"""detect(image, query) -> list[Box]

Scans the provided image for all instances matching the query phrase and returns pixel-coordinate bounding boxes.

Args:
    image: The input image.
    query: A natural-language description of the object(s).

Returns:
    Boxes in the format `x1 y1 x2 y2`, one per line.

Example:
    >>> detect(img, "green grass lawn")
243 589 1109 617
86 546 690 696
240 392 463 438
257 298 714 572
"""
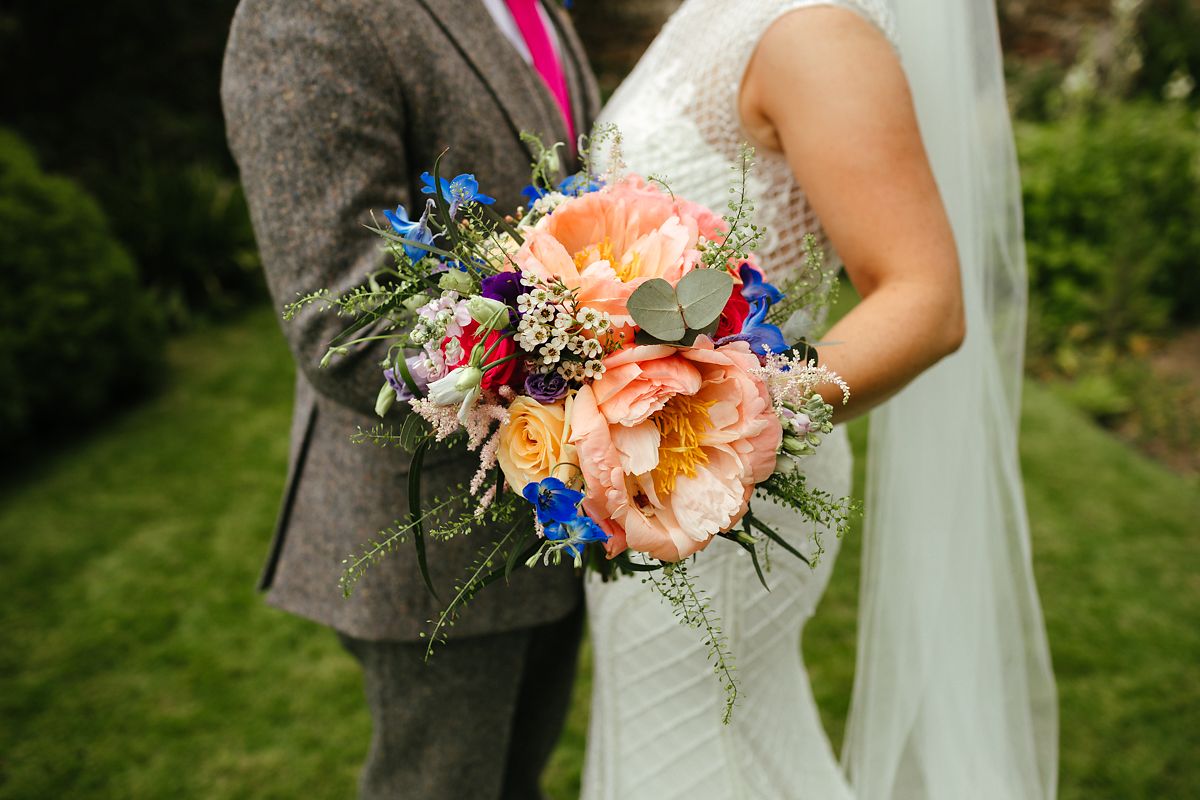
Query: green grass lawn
2 308 1197 799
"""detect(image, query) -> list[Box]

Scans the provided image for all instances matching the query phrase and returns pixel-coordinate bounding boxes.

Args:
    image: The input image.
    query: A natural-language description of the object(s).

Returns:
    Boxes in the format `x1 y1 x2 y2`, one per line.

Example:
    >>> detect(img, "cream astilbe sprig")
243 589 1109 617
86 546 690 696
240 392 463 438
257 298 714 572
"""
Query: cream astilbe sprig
750 350 850 411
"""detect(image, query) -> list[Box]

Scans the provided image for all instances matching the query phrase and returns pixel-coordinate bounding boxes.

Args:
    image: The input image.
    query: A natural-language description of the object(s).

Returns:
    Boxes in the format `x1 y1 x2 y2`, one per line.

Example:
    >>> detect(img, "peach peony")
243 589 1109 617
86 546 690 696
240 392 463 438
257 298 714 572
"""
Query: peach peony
514 177 735 329
568 338 782 562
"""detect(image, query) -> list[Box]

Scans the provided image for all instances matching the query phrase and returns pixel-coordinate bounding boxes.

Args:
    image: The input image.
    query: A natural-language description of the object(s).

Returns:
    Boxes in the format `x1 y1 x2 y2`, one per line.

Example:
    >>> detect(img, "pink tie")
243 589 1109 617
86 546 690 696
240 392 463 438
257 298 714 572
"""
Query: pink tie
505 0 576 145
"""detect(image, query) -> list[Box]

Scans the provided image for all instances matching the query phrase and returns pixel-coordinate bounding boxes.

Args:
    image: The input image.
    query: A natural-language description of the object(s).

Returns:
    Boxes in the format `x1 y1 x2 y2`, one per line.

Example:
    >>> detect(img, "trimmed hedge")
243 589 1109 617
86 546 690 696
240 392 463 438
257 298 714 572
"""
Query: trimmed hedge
1018 102 1200 358
0 129 163 445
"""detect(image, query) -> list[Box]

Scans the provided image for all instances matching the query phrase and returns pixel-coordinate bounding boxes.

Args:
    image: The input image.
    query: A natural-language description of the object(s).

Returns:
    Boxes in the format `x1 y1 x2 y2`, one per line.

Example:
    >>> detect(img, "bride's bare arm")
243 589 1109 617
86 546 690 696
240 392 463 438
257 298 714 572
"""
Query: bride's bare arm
739 6 965 420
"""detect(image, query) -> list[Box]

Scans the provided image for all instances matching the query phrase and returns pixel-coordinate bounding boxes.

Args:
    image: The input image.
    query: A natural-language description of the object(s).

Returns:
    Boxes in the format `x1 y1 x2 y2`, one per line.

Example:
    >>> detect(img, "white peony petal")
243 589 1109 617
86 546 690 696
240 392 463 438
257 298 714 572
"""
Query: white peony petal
611 421 661 475
669 465 744 540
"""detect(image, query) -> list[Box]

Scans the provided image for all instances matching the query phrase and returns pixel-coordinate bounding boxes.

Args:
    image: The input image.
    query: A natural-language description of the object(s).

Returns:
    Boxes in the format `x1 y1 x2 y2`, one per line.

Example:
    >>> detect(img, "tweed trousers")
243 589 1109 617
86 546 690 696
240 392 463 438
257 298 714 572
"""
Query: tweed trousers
339 604 585 800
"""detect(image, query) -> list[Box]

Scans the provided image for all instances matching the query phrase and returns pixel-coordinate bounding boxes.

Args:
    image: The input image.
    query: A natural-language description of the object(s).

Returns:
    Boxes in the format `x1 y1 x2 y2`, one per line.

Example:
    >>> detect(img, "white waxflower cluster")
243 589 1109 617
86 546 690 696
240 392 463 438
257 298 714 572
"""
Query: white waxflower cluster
530 191 569 219
514 274 612 381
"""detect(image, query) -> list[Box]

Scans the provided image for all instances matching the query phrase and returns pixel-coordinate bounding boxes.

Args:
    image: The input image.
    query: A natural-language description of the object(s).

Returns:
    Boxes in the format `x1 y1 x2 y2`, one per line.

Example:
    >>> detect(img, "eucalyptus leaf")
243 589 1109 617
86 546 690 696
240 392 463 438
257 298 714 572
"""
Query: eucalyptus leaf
677 268 733 329
634 329 673 347
685 317 721 340
628 278 686 341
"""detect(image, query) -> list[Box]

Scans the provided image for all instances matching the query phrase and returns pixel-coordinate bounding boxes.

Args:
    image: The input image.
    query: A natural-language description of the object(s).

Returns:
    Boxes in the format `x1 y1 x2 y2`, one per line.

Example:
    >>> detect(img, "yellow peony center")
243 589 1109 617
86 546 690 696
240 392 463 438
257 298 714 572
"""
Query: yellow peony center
573 238 641 283
651 393 715 495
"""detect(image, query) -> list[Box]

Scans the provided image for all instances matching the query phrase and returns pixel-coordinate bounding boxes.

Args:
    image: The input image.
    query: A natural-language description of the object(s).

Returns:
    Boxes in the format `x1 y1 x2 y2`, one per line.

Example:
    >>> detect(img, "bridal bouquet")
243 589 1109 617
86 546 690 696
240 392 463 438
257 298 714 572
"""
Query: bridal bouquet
288 131 854 719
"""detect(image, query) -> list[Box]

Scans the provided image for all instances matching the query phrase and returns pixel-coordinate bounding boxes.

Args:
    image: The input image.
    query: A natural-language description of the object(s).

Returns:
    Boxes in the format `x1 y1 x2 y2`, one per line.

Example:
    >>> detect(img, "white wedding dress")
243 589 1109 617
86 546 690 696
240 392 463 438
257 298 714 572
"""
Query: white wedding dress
581 2 896 799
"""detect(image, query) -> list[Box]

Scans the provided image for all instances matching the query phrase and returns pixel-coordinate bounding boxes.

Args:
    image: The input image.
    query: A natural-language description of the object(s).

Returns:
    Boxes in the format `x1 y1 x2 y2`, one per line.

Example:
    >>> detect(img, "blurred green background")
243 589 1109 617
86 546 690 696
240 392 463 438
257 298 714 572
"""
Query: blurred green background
1 1 1197 797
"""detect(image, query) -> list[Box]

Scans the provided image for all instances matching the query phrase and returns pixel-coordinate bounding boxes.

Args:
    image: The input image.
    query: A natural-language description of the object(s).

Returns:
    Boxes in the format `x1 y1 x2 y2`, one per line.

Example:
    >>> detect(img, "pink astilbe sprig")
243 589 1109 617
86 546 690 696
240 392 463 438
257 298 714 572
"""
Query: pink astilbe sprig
464 400 509 450
410 398 462 440
750 351 850 411
470 430 503 497
473 484 498 519
411 394 509 448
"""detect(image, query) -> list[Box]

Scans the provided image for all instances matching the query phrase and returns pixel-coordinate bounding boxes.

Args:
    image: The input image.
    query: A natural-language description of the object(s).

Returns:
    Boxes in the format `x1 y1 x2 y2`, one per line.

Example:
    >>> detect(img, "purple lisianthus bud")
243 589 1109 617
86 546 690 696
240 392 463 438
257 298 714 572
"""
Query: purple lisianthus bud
481 271 528 322
524 371 569 404
384 368 406 397
385 355 433 401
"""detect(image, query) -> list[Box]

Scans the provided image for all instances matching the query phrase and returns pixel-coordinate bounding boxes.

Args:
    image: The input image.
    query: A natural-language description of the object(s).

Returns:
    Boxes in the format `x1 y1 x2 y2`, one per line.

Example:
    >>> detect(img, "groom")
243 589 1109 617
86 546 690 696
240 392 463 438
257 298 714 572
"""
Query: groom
221 1 599 797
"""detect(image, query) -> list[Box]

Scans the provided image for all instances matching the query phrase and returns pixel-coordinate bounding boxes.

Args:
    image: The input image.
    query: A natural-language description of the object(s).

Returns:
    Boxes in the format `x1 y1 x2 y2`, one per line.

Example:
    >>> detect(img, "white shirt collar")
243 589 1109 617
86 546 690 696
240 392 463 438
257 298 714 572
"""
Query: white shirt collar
478 0 562 65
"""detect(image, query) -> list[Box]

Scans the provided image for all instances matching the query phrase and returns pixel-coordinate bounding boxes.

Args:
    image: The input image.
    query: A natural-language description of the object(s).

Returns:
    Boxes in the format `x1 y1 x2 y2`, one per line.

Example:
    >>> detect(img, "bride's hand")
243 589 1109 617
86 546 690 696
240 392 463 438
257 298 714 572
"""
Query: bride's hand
739 6 966 420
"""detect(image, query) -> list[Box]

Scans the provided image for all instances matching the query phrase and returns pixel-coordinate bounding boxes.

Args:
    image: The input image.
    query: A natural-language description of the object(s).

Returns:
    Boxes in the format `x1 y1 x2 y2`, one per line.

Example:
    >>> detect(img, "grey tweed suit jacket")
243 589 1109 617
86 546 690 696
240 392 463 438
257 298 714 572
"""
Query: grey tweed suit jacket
222 0 600 641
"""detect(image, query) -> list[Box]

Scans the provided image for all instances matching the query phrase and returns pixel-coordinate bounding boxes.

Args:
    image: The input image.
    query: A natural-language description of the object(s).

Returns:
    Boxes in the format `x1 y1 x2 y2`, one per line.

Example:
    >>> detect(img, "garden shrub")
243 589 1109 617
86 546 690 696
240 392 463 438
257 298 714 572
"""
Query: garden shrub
1 0 263 327
1134 0 1200 105
103 160 263 327
1017 101 1200 360
0 129 163 445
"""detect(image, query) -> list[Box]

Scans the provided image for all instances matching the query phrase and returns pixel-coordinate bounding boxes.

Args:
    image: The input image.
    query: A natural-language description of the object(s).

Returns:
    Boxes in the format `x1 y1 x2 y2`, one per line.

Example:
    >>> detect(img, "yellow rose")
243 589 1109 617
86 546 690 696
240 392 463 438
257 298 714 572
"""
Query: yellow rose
498 396 579 493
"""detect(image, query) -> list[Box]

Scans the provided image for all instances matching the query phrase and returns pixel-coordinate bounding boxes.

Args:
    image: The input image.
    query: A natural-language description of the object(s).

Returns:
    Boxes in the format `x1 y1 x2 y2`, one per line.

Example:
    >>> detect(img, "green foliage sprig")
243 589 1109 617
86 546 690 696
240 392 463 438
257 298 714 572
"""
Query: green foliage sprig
646 561 740 724
757 474 858 566
768 233 839 331
701 144 764 271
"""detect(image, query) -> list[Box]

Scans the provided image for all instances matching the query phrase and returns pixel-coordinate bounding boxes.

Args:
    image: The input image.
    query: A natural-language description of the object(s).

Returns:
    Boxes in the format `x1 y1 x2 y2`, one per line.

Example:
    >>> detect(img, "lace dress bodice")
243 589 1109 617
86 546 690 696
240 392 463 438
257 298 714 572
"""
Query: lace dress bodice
600 0 895 313
582 3 895 799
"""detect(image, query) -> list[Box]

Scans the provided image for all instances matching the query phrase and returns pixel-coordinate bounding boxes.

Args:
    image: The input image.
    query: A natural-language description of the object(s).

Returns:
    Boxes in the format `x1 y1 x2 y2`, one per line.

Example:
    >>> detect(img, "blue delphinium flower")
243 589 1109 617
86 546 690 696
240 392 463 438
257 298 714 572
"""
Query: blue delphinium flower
716 263 789 355
522 476 585 526
558 173 603 196
383 202 436 264
720 298 789 355
738 262 784 306
521 476 611 558
544 515 609 558
522 183 549 204
421 172 496 218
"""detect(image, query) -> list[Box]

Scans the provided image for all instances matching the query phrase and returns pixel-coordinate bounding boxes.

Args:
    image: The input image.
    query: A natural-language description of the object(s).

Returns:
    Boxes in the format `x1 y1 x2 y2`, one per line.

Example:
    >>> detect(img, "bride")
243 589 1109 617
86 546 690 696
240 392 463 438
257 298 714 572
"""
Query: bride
581 1 1058 798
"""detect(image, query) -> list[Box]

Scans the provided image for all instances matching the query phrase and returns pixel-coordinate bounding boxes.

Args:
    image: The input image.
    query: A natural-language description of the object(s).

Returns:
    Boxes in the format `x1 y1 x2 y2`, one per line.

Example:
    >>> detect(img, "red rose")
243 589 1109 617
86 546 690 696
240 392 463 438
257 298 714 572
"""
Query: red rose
446 321 522 390
714 287 750 339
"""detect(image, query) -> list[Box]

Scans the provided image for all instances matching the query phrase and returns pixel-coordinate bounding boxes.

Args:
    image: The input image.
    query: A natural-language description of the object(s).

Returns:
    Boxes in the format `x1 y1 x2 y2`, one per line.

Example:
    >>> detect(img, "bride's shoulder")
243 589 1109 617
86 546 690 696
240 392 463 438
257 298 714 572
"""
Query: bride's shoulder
696 0 896 49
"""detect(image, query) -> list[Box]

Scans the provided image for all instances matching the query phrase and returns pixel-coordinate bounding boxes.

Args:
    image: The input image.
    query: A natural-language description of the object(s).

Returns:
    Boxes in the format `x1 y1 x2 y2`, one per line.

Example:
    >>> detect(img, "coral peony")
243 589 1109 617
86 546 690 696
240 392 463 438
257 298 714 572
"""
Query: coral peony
568 338 782 561
514 176 734 329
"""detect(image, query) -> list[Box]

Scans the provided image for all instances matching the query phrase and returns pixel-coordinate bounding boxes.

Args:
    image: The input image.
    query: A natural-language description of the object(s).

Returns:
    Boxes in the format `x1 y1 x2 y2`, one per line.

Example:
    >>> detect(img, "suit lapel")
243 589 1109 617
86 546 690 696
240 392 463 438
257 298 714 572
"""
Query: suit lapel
416 0 567 159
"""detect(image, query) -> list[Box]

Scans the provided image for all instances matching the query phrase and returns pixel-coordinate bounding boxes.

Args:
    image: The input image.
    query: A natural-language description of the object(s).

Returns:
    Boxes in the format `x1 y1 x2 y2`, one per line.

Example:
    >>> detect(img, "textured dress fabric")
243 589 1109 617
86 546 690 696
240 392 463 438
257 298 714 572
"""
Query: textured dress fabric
581 2 894 798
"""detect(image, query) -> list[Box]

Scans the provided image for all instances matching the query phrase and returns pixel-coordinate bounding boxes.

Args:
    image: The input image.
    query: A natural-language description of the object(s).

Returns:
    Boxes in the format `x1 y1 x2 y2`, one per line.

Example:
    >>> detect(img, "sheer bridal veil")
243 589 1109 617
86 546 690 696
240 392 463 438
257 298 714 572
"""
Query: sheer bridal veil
840 1 1059 798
